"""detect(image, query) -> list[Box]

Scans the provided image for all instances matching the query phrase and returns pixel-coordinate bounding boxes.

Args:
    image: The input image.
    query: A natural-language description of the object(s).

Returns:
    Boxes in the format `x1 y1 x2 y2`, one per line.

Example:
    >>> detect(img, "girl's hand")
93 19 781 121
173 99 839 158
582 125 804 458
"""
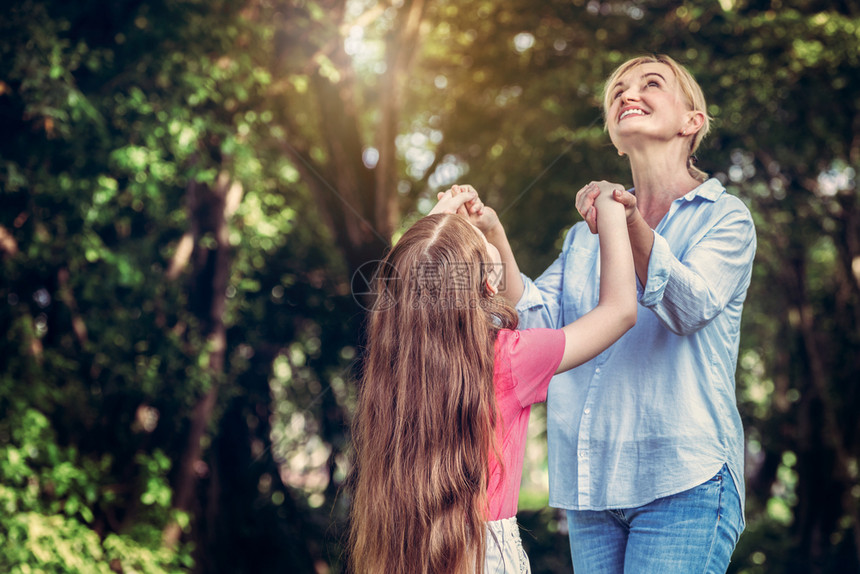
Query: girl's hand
429 187 478 216
436 185 501 236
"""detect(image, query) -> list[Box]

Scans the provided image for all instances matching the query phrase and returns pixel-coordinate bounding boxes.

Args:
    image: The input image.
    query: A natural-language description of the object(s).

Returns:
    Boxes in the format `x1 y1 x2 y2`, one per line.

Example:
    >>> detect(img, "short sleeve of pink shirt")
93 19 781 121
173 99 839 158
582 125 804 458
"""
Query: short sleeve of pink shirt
487 328 565 521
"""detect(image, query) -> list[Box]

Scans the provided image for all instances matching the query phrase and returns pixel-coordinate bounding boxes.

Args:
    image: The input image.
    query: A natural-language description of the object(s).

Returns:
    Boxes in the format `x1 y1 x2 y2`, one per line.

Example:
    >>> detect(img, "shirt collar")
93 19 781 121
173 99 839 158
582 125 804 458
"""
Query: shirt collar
681 178 724 203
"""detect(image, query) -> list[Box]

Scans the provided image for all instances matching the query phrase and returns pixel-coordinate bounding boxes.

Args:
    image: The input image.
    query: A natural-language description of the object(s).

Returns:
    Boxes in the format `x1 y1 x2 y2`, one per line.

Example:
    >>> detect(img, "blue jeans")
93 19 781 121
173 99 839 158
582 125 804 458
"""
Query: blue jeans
566 464 743 574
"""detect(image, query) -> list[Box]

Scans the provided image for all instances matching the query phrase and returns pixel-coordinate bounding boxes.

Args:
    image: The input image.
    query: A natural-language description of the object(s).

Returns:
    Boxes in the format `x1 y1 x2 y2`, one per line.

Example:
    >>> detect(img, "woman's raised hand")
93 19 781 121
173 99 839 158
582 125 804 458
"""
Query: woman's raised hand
575 180 637 234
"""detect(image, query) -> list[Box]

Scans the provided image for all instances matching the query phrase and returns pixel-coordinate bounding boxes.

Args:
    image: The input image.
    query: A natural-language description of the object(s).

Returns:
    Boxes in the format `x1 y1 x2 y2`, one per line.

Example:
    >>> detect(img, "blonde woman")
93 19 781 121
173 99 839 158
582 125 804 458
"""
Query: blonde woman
468 55 757 573
347 186 635 573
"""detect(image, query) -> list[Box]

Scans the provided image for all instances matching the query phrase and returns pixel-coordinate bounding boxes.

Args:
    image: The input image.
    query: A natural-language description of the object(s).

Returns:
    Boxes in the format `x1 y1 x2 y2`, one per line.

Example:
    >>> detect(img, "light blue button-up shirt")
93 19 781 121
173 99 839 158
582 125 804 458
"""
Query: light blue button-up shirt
516 178 756 517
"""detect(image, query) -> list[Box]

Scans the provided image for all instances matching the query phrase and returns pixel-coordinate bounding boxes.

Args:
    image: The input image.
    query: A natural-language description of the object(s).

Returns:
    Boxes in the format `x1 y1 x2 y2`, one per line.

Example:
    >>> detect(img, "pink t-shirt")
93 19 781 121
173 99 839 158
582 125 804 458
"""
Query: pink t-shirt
487 328 565 520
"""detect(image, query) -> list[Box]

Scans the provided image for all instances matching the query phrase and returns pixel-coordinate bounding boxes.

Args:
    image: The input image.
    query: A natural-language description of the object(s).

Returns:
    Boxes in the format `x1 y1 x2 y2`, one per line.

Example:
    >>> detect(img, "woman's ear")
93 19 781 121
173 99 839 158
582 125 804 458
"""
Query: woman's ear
485 278 498 296
682 110 706 135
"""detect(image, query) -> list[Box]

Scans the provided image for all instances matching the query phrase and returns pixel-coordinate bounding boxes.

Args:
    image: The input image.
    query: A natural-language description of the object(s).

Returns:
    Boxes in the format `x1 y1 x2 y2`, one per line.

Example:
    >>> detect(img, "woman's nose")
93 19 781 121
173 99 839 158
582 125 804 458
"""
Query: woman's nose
620 88 639 103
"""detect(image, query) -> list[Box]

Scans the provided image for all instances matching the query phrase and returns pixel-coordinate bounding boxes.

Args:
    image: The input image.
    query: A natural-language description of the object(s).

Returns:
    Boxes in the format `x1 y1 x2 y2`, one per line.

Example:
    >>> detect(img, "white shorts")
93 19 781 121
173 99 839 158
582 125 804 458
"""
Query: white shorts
484 516 531 574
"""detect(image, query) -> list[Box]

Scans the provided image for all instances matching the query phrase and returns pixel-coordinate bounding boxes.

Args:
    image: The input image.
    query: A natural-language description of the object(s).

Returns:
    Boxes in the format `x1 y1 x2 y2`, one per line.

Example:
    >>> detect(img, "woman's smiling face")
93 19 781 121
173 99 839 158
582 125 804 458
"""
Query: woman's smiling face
606 62 690 152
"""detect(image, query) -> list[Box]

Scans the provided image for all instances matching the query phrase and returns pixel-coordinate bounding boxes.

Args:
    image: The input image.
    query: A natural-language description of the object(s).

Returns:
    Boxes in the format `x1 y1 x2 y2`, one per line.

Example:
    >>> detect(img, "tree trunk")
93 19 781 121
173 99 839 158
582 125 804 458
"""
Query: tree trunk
164 173 240 549
375 0 428 239
786 237 860 570
278 0 430 277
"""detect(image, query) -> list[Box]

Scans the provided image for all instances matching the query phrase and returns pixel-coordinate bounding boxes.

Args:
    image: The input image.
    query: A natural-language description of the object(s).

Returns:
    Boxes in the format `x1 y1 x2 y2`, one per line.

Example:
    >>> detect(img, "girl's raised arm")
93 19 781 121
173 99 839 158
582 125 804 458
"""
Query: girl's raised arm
555 183 637 373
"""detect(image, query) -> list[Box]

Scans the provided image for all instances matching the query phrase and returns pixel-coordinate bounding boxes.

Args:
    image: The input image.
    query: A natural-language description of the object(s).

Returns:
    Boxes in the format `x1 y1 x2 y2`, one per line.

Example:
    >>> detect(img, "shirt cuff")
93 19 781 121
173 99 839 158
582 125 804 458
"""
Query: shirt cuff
639 230 671 308
515 273 545 313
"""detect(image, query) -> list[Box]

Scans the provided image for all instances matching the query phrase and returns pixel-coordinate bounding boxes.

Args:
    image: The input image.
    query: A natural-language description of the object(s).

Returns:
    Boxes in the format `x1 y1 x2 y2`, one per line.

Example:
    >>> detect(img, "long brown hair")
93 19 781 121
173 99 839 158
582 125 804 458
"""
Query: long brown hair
348 214 518 574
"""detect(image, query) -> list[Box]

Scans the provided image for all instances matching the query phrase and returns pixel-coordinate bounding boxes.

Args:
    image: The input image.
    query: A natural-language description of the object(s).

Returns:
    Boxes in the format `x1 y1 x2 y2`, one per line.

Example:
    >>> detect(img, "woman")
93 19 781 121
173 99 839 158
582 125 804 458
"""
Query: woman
466 55 757 573
347 187 635 573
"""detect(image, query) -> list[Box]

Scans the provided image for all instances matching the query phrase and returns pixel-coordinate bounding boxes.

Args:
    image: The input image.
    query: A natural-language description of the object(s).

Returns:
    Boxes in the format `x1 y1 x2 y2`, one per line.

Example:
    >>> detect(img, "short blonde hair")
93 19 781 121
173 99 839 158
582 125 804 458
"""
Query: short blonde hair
602 54 712 182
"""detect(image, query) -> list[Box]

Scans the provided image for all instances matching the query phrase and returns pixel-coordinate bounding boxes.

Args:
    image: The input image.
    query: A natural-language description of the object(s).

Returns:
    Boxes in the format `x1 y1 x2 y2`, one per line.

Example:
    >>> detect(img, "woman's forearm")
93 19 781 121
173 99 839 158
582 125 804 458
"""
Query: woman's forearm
627 211 655 287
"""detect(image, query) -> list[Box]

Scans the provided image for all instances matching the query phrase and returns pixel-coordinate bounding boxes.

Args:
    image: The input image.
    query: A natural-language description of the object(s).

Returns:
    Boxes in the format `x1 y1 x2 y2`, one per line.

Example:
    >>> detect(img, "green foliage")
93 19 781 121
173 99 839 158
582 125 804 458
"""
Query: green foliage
2 0 860 572
0 400 190 572
2 0 354 571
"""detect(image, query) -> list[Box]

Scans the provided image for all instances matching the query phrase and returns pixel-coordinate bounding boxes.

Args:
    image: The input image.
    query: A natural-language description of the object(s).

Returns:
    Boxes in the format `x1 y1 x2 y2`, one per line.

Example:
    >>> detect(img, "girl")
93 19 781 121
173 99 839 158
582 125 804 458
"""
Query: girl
347 186 635 574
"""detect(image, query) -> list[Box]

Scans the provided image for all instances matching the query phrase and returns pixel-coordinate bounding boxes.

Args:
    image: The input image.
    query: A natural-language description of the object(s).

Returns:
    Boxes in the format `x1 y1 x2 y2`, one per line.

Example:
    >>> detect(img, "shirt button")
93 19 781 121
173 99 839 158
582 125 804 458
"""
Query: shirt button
578 451 587 458
584 408 591 415
595 367 601 374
